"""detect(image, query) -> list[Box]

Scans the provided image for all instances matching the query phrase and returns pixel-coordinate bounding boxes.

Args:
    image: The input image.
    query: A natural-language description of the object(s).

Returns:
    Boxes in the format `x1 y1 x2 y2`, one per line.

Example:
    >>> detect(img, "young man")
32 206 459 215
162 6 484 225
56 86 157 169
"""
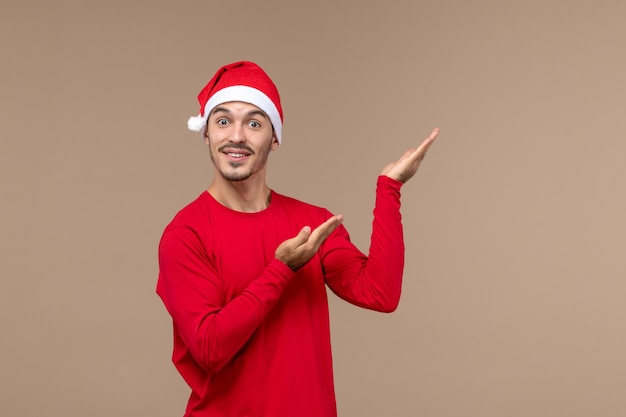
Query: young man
157 61 438 417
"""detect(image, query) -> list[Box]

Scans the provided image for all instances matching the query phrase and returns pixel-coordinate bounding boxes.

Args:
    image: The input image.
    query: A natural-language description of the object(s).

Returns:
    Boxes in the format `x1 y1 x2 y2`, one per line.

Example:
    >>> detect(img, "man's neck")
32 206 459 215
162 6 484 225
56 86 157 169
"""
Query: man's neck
208 177 271 213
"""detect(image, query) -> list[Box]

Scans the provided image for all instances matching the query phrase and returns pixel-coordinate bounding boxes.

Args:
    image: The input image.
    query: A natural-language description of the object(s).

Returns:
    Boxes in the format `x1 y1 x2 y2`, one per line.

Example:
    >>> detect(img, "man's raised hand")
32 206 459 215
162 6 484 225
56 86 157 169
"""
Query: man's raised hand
381 128 439 183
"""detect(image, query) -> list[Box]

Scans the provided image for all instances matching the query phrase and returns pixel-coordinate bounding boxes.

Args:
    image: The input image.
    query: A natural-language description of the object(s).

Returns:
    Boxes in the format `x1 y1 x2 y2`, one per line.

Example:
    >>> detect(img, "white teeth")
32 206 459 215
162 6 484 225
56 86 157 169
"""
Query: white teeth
228 153 246 158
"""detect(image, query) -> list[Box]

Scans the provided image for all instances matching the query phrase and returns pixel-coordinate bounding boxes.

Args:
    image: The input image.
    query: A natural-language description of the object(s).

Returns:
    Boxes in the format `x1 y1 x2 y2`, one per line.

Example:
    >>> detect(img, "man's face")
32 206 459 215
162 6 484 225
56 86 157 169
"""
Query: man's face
204 101 279 182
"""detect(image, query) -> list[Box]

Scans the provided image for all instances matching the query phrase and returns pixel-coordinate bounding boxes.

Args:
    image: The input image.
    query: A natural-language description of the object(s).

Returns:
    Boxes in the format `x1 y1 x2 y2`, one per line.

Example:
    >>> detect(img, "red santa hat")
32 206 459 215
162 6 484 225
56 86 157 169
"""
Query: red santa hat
187 61 284 144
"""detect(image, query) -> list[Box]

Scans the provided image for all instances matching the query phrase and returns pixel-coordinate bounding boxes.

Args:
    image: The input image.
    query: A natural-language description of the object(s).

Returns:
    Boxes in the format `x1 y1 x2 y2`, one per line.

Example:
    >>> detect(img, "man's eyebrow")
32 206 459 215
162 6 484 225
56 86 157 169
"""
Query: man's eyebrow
210 106 269 119
245 109 269 119
210 106 231 115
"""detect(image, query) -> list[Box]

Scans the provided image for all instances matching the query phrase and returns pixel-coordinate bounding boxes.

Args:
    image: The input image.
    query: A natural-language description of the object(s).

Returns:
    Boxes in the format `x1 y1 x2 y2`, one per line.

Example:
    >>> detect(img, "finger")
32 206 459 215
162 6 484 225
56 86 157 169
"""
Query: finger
309 215 343 244
402 128 440 159
317 215 343 235
419 128 439 148
410 128 440 160
289 225 312 247
414 128 439 151
399 148 417 160
428 127 440 141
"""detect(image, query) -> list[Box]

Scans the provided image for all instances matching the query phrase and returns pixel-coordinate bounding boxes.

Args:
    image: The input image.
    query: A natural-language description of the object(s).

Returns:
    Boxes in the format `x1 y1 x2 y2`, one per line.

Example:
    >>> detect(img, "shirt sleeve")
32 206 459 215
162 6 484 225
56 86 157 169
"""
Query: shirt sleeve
320 175 404 312
157 225 296 374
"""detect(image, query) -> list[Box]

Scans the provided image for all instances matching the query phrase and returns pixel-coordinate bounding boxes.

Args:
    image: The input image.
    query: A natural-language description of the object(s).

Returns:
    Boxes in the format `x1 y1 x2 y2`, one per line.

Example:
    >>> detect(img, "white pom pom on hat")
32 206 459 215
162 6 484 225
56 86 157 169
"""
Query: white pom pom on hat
187 61 284 144
187 115 206 132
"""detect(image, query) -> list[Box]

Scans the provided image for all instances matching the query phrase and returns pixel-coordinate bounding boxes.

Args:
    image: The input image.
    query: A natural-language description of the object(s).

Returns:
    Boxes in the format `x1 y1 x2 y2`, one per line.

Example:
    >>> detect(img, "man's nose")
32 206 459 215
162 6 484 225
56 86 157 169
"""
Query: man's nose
231 123 245 142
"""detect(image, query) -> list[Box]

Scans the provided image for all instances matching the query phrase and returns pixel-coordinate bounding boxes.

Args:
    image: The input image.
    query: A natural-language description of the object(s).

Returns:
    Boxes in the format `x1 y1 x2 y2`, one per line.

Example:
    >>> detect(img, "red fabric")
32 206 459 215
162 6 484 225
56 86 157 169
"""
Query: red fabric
156 176 405 417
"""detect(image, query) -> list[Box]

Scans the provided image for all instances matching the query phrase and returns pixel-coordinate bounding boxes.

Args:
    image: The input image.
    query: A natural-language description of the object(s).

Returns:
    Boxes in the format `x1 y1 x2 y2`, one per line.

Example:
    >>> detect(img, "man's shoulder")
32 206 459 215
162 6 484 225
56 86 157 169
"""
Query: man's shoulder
162 192 210 232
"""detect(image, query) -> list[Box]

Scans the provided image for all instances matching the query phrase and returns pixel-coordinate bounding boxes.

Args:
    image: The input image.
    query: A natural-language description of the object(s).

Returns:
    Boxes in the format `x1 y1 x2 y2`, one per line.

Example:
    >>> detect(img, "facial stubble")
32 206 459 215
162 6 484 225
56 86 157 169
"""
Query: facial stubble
208 139 274 182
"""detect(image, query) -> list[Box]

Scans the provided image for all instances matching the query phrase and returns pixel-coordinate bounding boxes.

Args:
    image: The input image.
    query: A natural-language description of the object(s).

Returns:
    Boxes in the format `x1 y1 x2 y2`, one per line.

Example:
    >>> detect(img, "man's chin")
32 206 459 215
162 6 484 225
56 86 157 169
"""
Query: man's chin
219 170 251 182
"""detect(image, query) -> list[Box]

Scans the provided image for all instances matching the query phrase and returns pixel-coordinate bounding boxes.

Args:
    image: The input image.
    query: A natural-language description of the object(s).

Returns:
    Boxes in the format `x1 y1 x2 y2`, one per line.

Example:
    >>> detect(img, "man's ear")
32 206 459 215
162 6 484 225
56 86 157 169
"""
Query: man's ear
271 134 280 151
203 130 210 145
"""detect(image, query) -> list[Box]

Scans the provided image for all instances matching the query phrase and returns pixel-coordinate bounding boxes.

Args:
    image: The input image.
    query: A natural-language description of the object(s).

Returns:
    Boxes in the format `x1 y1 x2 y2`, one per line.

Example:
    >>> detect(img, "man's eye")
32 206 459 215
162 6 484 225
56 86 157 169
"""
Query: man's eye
249 121 260 128
217 119 229 126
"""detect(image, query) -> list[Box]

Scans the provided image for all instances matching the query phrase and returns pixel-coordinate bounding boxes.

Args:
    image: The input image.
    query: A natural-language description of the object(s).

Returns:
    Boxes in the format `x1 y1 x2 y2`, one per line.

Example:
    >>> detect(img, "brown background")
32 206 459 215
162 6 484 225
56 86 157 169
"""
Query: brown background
2 1 625 416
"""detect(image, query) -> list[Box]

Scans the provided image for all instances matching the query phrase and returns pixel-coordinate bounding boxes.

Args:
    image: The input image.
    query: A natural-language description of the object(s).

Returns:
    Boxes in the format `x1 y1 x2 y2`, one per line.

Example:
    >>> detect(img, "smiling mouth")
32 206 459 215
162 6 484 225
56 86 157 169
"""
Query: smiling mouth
223 151 252 163
219 144 254 160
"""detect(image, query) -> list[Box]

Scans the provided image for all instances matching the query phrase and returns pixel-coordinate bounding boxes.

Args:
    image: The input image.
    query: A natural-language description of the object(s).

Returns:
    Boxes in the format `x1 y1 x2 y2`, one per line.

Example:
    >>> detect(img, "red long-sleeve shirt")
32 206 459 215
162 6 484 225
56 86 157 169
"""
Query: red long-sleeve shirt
156 176 405 416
